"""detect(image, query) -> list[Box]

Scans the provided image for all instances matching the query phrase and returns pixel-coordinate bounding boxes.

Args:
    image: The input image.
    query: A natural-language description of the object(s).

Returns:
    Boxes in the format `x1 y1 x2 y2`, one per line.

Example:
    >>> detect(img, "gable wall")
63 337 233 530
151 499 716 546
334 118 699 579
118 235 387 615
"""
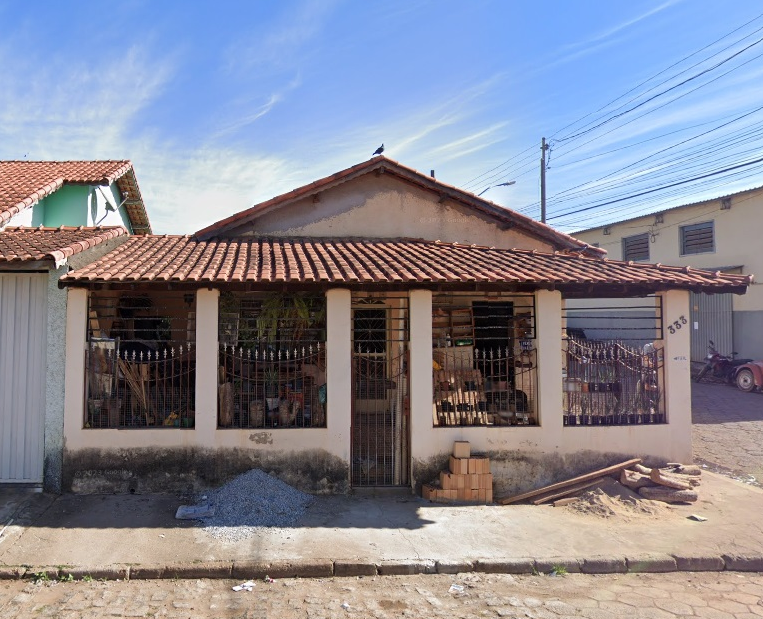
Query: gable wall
4 183 132 231
229 175 553 251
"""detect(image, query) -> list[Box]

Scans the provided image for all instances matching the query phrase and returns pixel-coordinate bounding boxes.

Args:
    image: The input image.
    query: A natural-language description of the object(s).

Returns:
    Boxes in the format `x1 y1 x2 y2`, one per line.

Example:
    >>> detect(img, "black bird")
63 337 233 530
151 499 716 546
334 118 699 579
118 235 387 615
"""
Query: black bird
372 144 384 156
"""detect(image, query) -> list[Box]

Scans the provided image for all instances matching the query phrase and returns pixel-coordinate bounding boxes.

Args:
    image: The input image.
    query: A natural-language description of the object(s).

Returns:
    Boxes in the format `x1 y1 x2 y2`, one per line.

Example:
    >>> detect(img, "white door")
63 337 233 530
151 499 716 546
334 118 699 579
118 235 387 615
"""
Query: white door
0 273 47 484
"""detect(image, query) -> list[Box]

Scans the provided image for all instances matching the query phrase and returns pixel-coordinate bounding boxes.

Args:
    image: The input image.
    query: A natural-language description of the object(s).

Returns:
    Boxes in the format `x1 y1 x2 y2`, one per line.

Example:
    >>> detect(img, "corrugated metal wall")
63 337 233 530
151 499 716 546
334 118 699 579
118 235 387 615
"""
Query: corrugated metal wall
690 292 733 363
0 273 47 483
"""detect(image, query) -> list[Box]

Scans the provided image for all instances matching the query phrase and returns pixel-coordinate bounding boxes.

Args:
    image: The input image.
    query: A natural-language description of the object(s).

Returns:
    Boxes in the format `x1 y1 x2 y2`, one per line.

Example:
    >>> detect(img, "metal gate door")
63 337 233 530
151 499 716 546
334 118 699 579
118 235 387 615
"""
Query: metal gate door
351 294 409 487
690 292 732 362
0 273 47 484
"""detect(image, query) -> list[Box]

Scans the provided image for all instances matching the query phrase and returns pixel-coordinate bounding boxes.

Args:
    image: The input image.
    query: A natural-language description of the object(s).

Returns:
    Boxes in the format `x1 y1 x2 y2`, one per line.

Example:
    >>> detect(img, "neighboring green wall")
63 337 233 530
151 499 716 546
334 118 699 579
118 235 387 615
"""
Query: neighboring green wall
42 185 89 227
37 183 133 231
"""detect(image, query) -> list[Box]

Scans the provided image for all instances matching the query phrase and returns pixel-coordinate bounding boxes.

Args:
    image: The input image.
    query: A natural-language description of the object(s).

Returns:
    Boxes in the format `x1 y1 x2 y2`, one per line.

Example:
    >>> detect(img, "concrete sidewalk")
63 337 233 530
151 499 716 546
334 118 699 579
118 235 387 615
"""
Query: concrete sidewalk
0 471 762 580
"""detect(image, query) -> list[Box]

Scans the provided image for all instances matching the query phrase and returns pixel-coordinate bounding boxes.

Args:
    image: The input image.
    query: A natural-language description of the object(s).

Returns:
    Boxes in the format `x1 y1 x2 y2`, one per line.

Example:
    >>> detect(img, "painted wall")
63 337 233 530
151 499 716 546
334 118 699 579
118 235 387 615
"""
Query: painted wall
229 175 554 251
43 235 130 492
574 192 760 357
3 183 132 232
63 286 692 498
411 290 692 497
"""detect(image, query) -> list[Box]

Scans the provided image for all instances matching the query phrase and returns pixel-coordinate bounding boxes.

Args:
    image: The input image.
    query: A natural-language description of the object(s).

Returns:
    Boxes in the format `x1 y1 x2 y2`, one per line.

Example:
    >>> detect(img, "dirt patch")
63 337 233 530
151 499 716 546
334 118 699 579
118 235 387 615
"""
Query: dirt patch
563 477 675 521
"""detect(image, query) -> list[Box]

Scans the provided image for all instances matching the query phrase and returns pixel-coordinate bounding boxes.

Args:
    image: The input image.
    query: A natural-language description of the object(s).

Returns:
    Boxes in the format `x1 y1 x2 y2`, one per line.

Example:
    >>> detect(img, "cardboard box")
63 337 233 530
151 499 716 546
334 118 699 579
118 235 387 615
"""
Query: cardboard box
449 455 469 475
479 473 493 489
453 441 471 459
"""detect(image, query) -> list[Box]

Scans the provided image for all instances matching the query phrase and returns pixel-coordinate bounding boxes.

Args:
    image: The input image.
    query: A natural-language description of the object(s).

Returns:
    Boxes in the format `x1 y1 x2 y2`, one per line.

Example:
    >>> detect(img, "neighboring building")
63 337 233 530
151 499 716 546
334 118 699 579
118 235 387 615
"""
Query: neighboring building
0 161 151 490
572 186 762 361
58 157 749 498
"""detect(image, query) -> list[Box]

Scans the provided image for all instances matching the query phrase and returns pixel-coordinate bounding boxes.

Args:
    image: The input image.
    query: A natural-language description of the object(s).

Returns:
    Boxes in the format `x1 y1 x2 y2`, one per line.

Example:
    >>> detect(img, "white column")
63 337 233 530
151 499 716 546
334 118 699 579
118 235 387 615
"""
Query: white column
660 289 692 462
63 288 88 440
535 289 563 439
326 288 352 468
409 289 433 490
195 288 219 446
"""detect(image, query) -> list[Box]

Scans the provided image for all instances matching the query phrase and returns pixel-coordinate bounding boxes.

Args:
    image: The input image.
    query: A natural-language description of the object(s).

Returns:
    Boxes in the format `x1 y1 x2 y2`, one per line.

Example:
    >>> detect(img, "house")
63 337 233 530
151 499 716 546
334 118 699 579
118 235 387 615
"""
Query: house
58 157 749 498
0 161 151 490
571 185 762 362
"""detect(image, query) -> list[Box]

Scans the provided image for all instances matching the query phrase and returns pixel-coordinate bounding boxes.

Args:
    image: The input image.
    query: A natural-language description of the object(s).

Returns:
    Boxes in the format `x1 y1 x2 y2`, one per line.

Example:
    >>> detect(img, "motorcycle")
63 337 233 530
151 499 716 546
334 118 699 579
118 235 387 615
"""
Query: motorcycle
695 340 752 384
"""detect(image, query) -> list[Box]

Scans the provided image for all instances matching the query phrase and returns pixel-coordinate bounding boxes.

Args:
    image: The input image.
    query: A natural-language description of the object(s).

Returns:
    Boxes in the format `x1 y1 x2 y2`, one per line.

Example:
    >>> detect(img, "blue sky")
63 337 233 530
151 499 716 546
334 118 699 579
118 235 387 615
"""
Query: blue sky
1 1 761 235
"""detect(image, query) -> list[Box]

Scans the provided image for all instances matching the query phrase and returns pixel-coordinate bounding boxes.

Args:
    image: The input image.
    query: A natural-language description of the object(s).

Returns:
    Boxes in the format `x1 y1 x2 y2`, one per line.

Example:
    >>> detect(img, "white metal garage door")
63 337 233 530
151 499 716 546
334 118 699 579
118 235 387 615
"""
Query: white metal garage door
0 273 47 484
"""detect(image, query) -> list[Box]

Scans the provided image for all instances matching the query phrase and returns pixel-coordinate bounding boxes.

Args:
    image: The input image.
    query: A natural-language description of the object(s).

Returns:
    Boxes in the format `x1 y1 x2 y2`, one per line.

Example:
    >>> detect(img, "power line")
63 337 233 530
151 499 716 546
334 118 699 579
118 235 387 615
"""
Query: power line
556 35 763 143
546 155 763 222
547 10 763 140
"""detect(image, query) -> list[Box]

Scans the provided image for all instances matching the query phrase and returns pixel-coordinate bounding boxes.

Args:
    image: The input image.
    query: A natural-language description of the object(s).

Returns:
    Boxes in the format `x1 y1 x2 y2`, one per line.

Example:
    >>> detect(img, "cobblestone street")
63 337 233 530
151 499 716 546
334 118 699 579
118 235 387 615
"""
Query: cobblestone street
691 381 763 485
1 572 762 618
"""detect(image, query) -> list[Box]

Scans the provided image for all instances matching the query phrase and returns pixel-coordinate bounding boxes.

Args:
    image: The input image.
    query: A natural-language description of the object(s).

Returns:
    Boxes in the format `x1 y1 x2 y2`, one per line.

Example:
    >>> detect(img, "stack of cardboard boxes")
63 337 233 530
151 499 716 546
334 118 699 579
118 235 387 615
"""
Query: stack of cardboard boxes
421 441 493 503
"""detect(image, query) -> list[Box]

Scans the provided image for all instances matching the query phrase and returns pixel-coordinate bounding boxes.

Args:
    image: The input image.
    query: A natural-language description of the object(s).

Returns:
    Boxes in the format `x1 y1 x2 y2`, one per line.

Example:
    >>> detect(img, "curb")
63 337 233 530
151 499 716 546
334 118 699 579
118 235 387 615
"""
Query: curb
3 553 762 581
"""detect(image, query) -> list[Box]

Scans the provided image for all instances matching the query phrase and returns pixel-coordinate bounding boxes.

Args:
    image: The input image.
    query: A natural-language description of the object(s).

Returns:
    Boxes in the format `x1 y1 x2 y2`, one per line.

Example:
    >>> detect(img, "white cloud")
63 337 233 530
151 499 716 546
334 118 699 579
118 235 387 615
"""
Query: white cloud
224 0 341 75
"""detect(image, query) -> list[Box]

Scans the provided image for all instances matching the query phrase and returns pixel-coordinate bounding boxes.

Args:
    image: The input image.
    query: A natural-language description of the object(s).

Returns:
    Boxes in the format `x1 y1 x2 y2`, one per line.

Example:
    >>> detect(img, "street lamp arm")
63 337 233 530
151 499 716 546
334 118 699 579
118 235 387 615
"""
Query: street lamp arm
477 180 516 197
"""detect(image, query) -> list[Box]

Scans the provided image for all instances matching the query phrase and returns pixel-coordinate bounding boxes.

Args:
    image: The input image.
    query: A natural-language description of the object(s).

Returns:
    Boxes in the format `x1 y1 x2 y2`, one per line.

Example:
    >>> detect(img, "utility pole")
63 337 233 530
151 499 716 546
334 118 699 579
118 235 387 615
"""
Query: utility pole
540 137 548 224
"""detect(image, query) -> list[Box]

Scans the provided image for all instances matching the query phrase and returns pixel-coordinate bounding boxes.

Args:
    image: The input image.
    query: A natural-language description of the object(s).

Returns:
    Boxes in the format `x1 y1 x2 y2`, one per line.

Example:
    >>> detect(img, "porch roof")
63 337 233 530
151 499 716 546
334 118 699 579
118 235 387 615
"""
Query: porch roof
0 226 128 266
0 160 152 234
59 235 752 295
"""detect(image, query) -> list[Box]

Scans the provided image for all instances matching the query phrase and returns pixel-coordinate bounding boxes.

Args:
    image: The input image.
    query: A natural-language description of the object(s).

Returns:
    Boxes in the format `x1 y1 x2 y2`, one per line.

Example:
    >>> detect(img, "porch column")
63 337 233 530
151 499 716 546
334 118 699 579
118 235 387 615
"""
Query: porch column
535 289 563 437
326 288 352 467
63 288 88 441
195 288 219 446
409 289 433 490
659 289 692 462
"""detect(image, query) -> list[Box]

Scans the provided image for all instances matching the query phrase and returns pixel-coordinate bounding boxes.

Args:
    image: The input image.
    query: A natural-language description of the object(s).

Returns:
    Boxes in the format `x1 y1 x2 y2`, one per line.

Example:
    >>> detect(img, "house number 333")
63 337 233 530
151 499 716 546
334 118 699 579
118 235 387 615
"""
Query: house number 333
667 315 687 335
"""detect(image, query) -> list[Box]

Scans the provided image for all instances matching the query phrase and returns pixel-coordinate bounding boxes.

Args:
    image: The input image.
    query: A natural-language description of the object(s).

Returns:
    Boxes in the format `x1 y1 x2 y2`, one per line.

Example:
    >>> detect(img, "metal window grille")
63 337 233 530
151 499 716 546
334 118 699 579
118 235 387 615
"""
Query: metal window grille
622 233 650 262
217 292 326 429
681 221 714 255
563 296 663 344
351 294 409 486
85 291 196 428
432 293 537 427
563 338 665 426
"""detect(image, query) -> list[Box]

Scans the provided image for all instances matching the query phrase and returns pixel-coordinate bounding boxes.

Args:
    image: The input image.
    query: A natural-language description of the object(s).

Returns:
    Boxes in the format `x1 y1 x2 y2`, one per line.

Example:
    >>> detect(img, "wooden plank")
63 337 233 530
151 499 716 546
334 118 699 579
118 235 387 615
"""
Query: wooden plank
553 497 580 507
498 458 642 505
531 477 605 505
639 486 698 503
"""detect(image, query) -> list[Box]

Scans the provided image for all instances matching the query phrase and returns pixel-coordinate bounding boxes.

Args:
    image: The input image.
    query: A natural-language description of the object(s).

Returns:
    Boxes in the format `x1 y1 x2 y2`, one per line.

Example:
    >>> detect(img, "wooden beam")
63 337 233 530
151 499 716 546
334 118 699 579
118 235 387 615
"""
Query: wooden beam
531 477 605 505
498 458 642 505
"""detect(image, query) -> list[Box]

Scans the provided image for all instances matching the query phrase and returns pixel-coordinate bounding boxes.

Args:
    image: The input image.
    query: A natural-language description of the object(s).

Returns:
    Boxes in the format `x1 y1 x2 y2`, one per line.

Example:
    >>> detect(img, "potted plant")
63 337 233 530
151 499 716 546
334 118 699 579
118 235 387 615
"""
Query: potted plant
264 367 280 412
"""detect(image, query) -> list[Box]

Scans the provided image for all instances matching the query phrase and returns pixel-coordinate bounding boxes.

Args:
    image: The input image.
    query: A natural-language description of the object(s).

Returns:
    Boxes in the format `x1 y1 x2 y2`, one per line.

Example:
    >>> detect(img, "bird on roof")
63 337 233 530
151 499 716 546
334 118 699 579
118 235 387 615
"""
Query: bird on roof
372 144 384 156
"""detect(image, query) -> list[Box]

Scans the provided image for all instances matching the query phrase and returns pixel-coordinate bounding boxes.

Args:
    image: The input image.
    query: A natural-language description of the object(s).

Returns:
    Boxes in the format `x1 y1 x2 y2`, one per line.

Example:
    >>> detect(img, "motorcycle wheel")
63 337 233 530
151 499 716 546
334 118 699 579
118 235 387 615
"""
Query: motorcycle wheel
736 368 756 392
695 366 709 383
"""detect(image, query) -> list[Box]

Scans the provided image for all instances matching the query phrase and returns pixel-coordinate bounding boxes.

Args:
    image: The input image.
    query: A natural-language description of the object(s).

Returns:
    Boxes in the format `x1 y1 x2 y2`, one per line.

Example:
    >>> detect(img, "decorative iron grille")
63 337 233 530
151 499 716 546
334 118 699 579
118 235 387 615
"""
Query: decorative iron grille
432 293 537 427
563 338 665 426
217 292 326 429
85 291 196 428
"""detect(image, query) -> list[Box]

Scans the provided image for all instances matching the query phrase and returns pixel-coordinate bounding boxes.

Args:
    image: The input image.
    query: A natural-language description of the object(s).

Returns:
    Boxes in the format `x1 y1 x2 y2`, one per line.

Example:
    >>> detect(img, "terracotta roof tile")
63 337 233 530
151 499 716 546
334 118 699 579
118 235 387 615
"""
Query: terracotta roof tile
0 160 152 233
60 236 752 295
0 226 128 265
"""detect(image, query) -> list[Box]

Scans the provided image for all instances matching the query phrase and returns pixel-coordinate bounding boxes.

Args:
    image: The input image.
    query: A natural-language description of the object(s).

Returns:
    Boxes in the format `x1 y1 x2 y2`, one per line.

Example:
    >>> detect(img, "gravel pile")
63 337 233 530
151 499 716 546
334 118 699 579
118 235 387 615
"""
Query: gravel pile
198 469 314 542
